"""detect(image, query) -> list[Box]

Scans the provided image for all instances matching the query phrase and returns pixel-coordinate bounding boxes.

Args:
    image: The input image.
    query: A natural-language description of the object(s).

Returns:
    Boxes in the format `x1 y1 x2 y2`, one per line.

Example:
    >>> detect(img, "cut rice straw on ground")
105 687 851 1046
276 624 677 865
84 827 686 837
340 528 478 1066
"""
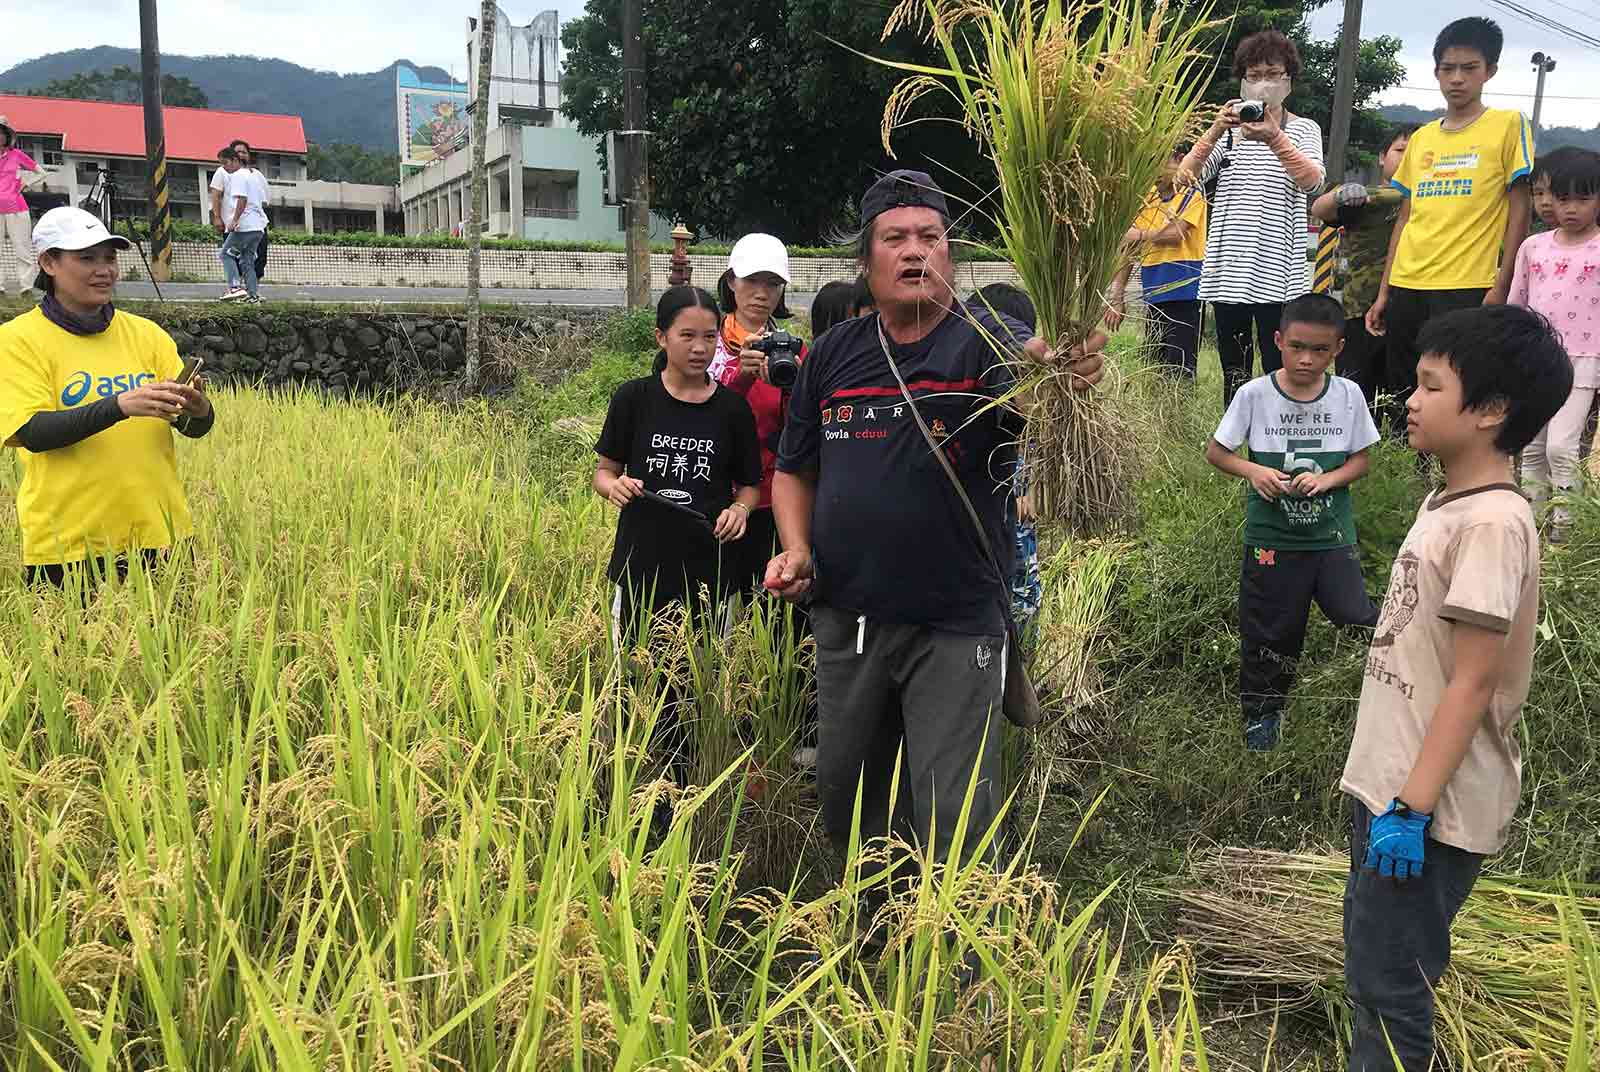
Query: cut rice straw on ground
870 0 1218 530
1176 846 1600 1068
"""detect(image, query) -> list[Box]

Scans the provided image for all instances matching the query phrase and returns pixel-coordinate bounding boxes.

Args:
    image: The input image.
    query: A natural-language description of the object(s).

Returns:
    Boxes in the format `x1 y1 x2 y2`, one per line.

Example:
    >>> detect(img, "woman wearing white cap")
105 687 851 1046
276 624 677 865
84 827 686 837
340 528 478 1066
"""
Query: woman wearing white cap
709 233 819 765
0 115 45 298
0 207 213 589
708 233 808 591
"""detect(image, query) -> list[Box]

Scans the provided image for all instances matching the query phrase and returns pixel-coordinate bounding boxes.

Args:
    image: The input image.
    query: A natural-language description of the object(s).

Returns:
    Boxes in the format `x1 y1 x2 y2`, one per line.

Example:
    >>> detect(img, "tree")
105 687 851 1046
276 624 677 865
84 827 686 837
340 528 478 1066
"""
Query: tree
28 66 209 108
305 142 401 185
560 0 992 243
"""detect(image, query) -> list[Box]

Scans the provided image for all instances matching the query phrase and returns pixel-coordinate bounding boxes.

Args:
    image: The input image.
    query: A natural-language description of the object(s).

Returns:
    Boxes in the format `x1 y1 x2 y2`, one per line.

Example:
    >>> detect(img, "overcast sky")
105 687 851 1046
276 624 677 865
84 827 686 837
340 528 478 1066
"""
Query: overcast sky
2 0 1597 130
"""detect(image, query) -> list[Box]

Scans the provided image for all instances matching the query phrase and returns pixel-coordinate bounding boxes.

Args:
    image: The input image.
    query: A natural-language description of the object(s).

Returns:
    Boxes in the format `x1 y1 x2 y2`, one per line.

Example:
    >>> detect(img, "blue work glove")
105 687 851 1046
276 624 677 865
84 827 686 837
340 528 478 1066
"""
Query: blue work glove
1362 798 1432 881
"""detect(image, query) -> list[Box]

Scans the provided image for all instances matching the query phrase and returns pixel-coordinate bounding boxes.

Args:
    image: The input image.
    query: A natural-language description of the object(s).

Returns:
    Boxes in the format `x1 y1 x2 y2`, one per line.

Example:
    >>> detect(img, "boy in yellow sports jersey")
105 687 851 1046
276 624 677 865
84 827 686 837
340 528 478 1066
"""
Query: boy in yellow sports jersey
1366 17 1533 440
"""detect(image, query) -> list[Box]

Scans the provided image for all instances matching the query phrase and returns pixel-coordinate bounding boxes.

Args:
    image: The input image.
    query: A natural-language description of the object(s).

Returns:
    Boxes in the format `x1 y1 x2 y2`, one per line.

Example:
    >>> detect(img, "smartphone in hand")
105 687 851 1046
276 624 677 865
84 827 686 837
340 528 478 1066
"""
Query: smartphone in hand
177 356 205 386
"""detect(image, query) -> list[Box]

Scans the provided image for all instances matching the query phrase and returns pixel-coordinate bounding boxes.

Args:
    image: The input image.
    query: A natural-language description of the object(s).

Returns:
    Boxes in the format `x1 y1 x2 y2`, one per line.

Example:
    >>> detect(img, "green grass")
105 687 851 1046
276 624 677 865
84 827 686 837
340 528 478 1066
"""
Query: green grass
0 311 1597 1068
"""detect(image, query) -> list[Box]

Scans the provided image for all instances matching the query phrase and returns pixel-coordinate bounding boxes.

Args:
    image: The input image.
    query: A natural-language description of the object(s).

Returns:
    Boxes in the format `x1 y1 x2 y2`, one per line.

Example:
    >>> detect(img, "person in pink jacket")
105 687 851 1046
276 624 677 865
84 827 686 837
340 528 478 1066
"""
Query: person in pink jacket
0 116 45 298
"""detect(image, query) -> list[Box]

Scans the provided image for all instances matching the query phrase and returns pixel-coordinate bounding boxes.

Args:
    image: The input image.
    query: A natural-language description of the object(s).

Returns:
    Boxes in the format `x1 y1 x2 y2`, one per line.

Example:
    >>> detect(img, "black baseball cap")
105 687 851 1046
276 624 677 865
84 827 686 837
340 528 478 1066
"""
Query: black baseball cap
861 169 951 228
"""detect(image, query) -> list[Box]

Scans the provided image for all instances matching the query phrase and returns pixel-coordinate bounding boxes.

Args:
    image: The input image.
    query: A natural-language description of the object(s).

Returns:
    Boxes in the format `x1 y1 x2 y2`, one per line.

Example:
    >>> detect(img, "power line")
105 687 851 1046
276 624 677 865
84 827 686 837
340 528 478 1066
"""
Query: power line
1482 0 1600 52
1514 0 1598 25
1398 84 1600 102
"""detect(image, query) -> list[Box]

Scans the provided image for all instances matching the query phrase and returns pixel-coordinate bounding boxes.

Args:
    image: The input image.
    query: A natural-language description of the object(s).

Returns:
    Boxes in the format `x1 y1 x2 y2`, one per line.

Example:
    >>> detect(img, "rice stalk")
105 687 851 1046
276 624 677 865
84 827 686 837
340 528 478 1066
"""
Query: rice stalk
871 0 1219 530
1176 846 1600 1068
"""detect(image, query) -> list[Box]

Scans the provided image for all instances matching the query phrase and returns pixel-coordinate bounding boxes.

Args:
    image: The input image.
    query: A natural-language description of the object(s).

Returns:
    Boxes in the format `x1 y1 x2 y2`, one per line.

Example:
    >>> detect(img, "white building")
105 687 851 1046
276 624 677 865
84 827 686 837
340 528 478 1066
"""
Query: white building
2 93 401 234
399 7 669 243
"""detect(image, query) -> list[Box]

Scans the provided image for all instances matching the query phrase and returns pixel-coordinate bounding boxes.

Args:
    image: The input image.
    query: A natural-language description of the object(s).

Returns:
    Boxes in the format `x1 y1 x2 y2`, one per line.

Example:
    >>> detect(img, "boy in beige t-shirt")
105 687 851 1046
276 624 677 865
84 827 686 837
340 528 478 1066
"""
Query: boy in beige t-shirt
1339 304 1570 1072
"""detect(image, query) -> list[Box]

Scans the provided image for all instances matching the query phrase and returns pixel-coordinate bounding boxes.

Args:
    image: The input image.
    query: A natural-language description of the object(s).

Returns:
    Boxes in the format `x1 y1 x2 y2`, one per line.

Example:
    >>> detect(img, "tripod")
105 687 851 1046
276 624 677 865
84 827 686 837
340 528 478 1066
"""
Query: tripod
78 169 164 302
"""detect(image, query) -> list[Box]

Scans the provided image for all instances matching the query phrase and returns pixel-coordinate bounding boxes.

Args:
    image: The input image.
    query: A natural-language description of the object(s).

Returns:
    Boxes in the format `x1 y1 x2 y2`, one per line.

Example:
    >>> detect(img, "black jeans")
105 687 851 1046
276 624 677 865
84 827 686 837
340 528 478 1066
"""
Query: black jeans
1338 316 1383 413
811 605 1004 877
1344 796 1484 1072
611 581 711 788
1239 546 1377 727
1146 299 1201 380
1213 301 1285 408
1382 286 1487 438
24 548 165 592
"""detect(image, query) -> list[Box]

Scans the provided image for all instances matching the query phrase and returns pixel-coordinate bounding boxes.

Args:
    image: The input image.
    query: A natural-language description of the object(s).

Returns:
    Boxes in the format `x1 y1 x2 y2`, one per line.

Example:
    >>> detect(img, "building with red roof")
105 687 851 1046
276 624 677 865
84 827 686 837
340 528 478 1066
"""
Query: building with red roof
2 94 398 233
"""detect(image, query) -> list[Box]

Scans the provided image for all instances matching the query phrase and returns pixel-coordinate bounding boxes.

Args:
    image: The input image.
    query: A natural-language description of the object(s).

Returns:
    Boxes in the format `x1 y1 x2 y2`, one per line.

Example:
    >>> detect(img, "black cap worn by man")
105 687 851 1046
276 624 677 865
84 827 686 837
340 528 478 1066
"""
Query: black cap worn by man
859 169 951 227
767 165 1031 936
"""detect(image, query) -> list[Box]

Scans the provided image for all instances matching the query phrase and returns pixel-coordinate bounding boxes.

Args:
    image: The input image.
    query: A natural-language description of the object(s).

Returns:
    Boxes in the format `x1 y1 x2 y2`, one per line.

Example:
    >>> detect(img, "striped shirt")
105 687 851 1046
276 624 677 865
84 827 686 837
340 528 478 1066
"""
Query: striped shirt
1196 116 1324 305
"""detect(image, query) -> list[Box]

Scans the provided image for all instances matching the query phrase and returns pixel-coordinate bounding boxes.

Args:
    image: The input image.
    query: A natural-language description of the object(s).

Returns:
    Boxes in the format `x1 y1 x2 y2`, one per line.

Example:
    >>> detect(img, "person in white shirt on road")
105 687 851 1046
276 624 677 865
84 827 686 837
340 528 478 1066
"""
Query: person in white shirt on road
220 157 268 302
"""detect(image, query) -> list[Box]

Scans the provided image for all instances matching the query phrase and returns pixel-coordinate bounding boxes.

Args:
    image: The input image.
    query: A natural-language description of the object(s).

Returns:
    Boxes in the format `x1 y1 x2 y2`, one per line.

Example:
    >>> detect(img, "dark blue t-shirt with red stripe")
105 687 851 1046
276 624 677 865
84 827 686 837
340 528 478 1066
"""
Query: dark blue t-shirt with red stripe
776 304 1025 635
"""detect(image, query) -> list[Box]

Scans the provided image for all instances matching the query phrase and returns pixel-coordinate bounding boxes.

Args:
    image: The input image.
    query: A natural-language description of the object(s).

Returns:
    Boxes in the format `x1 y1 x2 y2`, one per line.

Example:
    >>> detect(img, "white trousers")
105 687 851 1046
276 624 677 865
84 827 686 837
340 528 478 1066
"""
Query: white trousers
1525 385 1598 501
0 211 33 294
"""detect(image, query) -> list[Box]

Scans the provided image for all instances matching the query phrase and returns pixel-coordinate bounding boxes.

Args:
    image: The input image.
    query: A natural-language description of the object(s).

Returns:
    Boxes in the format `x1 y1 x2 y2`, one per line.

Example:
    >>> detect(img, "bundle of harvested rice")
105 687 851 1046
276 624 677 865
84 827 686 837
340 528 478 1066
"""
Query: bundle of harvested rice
1033 538 1124 718
1176 847 1600 1066
872 0 1216 530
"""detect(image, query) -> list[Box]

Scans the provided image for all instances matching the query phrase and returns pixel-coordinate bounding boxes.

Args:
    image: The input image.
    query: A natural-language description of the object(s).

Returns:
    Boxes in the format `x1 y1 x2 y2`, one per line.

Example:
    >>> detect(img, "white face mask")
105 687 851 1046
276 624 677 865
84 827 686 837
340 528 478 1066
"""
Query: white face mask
1241 78 1291 107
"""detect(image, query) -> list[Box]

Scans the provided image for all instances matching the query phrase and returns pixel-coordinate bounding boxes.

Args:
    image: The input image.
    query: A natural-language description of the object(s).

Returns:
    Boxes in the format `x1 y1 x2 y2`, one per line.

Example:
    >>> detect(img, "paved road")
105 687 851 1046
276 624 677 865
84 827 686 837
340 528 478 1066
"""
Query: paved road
114 282 820 308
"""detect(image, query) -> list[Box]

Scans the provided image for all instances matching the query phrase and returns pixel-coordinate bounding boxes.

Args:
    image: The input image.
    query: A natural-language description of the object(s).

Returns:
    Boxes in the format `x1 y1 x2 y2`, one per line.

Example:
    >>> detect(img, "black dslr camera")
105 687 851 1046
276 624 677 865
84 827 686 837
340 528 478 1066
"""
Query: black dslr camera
751 330 803 389
1235 100 1267 122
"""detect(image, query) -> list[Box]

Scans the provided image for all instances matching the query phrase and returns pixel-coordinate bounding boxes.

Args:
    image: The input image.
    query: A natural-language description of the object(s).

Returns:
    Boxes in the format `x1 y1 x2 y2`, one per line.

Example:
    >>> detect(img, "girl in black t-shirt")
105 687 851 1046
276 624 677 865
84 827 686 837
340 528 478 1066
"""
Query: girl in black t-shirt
595 285 762 629
595 287 761 787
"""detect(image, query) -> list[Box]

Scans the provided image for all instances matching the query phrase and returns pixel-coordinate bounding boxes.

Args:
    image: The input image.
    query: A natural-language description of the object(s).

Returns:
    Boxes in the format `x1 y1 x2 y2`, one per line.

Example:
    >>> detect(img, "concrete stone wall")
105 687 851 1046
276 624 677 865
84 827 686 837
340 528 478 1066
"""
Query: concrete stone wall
123 242 1023 292
133 308 610 395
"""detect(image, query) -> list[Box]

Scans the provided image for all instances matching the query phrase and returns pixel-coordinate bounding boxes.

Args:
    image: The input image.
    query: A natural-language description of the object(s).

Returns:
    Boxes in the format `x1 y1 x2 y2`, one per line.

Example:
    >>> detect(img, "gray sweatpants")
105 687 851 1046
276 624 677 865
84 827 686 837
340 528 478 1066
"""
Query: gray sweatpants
811 605 1005 877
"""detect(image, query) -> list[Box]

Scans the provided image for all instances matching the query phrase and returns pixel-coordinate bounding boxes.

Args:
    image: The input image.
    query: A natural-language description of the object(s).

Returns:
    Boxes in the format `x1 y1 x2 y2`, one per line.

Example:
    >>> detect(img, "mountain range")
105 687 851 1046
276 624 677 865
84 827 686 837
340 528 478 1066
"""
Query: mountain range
5 50 1597 158
1377 103 1600 153
0 48 455 150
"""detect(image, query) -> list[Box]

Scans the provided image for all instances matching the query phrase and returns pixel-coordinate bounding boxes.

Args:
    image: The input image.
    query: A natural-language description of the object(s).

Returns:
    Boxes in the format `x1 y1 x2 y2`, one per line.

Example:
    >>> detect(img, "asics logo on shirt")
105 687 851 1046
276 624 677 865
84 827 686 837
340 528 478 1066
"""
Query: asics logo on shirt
61 370 156 407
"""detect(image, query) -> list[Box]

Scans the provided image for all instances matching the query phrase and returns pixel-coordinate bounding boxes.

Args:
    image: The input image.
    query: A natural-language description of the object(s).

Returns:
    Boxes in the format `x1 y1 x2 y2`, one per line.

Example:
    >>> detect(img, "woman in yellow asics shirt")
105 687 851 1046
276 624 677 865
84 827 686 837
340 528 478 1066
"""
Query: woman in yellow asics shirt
0 207 214 588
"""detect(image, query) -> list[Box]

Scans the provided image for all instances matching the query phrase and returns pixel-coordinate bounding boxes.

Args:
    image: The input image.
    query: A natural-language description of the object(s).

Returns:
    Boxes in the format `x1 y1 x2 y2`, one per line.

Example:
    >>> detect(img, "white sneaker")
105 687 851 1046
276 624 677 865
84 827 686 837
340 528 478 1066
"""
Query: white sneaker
219 288 247 302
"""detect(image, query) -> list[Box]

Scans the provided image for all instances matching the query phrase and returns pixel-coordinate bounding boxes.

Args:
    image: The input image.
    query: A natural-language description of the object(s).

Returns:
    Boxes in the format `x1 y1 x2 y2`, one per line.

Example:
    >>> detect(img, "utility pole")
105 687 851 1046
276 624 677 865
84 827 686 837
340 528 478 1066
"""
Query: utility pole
1531 52 1557 142
138 0 171 281
621 0 650 309
1326 0 1364 184
465 0 495 389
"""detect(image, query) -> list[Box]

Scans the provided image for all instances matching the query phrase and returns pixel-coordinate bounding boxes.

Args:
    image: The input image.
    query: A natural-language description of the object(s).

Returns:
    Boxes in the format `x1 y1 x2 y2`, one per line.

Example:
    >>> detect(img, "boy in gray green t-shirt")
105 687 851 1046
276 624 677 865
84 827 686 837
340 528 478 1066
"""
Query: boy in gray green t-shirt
1206 294 1382 750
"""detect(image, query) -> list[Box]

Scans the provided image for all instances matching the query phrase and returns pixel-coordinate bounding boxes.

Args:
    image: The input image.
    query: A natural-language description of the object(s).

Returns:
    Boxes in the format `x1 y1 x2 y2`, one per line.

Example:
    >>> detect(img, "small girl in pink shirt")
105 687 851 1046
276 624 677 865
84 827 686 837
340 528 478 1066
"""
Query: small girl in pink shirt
0 116 43 298
1510 148 1600 542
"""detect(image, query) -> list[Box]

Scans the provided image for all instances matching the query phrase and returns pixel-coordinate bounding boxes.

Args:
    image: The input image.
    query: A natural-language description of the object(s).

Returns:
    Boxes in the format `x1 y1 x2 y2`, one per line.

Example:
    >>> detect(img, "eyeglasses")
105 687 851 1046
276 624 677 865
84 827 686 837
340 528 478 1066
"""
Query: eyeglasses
1245 67 1288 80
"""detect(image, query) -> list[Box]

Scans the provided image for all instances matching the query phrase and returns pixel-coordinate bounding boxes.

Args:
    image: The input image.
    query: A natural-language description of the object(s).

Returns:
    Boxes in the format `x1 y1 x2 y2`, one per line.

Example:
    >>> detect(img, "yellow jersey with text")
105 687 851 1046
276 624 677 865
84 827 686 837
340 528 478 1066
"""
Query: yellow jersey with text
1133 185 1207 303
1390 109 1534 291
0 308 194 565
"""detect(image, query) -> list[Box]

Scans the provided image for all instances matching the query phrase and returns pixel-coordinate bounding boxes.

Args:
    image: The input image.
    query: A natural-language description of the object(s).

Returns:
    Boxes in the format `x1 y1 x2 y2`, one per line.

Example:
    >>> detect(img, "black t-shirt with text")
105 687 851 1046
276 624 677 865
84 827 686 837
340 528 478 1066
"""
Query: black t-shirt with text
776 306 1026 635
595 373 762 605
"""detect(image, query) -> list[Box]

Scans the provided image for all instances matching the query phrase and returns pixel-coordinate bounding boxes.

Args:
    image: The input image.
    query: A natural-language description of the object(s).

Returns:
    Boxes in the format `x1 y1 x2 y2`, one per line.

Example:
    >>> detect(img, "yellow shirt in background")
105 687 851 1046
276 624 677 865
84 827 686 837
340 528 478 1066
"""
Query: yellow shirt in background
1390 109 1534 291
0 308 194 565
1133 186 1207 303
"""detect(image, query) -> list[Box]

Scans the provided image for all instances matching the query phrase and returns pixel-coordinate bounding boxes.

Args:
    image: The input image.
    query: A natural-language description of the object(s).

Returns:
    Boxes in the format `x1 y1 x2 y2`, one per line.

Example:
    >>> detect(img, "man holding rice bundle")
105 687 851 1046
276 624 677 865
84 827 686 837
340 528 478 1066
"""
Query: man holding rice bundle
764 170 1103 948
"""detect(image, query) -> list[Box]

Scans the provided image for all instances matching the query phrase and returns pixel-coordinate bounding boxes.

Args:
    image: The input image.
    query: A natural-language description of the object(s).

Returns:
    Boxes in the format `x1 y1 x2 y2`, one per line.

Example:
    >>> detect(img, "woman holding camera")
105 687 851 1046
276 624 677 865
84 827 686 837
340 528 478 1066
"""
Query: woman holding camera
0 207 213 590
1179 30 1325 408
709 233 810 591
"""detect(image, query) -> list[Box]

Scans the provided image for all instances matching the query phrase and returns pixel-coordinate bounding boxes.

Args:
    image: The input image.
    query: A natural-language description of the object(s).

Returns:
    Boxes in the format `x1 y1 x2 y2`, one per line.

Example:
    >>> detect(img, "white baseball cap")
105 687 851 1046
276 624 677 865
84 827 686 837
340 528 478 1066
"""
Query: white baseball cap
728 233 791 283
32 207 132 257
